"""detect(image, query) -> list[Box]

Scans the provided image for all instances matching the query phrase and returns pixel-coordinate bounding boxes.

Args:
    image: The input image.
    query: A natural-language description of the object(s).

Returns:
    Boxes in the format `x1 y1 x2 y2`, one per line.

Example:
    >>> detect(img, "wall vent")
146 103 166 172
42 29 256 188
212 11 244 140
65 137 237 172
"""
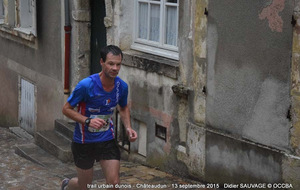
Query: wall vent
155 123 166 141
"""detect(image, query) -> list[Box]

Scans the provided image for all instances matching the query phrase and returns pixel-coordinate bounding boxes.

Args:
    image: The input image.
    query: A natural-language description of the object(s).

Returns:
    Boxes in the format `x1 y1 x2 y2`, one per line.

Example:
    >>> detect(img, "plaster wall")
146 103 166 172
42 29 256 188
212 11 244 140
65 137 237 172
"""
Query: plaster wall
205 131 282 184
0 56 19 127
206 0 293 151
118 64 178 162
0 0 64 131
204 0 300 186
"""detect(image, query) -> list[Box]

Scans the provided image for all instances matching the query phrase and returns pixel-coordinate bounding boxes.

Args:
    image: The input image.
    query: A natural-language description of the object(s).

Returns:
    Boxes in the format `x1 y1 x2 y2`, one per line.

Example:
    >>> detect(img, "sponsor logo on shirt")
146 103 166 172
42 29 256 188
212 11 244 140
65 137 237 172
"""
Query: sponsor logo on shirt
105 99 111 106
88 108 101 113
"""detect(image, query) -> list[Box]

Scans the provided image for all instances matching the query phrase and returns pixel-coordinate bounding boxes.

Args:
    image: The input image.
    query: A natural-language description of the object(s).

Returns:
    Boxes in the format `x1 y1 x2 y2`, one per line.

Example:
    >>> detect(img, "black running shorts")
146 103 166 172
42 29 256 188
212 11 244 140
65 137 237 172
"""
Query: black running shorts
71 139 120 169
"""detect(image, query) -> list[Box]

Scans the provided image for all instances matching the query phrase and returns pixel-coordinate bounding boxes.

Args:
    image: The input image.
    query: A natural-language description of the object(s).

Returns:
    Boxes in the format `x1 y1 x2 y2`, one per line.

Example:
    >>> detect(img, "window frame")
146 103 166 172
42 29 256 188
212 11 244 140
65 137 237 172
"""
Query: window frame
132 0 179 60
0 0 4 24
0 0 36 38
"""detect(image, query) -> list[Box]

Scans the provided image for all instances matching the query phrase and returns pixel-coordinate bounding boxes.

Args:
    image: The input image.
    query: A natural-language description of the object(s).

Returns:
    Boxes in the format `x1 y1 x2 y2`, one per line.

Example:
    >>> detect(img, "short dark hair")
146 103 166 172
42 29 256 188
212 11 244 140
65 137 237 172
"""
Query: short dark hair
100 45 123 62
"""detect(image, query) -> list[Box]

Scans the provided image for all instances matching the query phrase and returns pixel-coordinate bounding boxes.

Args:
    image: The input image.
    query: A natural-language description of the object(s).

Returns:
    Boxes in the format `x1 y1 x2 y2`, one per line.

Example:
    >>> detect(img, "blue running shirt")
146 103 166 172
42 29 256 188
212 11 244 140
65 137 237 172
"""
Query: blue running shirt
67 74 128 143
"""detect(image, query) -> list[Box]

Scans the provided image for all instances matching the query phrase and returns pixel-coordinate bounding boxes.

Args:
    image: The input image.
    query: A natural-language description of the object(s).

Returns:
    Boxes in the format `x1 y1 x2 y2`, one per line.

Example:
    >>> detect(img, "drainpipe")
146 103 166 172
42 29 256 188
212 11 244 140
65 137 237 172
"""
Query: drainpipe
64 0 71 94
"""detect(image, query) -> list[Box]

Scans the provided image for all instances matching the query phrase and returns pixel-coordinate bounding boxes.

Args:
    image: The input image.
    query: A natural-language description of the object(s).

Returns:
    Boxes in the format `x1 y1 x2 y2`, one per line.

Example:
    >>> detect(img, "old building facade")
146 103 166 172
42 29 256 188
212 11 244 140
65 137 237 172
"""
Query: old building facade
0 0 64 133
103 0 300 186
0 0 299 187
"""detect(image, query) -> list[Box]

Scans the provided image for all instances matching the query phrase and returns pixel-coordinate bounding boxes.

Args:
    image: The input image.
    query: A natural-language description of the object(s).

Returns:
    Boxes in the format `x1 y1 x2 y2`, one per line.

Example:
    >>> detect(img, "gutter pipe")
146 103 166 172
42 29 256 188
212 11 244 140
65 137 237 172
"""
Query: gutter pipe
64 0 71 94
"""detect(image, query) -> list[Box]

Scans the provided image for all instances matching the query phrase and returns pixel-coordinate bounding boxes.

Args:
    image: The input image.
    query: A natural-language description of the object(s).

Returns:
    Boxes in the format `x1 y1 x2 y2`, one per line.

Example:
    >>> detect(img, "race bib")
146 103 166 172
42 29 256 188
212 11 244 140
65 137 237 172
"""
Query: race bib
88 114 112 133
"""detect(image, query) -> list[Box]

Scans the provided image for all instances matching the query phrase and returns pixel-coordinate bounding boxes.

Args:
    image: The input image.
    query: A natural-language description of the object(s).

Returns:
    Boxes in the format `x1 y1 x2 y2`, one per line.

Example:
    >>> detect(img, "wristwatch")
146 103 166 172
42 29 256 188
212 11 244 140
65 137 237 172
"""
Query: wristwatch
85 118 91 126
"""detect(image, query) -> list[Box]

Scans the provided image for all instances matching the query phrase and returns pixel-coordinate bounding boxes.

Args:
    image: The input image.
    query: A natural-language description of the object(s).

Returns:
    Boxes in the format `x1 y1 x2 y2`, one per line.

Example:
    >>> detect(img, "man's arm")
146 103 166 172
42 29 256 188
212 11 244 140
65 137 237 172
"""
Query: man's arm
118 105 137 142
62 102 107 129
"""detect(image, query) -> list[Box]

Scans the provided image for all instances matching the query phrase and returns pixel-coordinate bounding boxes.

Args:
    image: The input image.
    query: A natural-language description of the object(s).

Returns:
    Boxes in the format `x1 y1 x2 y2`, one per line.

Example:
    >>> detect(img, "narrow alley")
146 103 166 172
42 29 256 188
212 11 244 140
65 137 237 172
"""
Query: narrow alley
0 127 208 190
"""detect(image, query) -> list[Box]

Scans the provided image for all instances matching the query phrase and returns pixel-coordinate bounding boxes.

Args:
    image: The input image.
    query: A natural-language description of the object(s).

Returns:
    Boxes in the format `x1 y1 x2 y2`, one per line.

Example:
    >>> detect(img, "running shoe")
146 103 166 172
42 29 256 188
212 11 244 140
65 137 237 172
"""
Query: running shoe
61 178 70 190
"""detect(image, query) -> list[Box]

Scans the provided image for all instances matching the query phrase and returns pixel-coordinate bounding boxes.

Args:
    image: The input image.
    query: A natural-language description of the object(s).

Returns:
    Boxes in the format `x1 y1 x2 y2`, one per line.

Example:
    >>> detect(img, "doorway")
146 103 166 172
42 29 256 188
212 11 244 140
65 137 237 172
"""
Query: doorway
90 0 107 74
19 78 35 135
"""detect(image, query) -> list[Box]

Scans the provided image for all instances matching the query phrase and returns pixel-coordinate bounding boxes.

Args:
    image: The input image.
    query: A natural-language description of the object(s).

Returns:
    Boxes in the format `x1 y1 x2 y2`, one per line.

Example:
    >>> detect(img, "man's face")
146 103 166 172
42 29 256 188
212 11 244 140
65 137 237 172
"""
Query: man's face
100 52 122 79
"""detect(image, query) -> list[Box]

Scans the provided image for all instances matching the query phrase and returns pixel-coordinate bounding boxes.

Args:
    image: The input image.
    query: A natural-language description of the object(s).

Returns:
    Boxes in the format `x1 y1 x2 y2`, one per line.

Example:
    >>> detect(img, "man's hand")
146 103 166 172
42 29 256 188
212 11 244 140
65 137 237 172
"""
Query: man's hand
126 128 138 142
89 118 107 130
118 105 138 142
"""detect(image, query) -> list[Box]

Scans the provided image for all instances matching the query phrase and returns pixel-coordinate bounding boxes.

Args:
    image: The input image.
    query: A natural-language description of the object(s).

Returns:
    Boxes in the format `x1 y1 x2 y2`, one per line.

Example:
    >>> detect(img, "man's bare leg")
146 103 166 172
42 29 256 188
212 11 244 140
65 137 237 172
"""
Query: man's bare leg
100 160 120 189
66 167 94 190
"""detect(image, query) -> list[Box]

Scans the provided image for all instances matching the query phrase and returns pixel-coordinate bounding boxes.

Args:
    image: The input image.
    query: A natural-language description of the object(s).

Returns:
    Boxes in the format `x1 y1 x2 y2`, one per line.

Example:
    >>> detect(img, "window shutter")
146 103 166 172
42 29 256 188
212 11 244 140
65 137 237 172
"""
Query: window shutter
7 0 15 26
0 0 4 19
30 0 36 36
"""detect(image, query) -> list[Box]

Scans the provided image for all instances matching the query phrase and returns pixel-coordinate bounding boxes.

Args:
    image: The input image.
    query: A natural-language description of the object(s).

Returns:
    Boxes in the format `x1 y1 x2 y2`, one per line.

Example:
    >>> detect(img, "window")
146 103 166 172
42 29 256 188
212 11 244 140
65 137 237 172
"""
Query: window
0 0 36 37
132 0 179 60
0 0 4 23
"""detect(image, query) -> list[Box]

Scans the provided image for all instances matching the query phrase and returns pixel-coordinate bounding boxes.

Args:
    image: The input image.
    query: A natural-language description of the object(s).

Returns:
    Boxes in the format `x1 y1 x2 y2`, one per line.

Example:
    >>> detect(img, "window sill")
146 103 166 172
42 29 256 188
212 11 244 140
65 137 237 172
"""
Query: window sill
122 50 179 79
0 24 36 48
131 42 179 60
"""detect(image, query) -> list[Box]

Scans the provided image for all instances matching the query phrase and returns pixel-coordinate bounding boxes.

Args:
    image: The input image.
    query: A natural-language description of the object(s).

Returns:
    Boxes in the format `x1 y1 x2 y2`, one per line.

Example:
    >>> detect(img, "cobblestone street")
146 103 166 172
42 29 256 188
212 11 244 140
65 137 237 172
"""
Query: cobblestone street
0 127 206 190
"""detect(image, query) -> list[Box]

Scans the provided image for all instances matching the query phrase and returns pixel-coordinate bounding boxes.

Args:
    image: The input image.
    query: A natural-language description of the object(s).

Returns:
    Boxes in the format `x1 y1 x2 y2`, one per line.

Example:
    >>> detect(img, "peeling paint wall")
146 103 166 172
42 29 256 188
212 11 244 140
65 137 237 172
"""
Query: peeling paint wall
176 0 208 179
205 0 300 186
191 0 207 125
286 0 300 189
206 0 293 151
259 0 285 33
291 0 300 158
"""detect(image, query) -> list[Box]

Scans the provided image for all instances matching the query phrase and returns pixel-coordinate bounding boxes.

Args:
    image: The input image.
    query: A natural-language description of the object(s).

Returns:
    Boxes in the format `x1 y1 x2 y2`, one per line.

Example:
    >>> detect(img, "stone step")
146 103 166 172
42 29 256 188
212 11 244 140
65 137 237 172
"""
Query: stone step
55 119 75 140
15 143 64 167
15 143 105 180
35 130 72 163
14 143 77 178
9 126 34 140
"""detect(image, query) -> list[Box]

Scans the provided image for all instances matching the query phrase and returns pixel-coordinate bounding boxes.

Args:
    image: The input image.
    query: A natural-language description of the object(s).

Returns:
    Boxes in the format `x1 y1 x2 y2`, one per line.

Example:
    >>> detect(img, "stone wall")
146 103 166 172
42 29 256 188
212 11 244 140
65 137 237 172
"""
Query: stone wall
284 0 300 188
104 0 300 187
69 0 91 91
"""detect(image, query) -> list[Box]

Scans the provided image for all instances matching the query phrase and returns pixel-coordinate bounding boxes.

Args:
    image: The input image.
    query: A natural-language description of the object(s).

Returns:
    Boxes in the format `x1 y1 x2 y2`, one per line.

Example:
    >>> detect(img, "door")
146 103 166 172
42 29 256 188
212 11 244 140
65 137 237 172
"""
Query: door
138 122 147 157
90 0 107 74
19 78 35 135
